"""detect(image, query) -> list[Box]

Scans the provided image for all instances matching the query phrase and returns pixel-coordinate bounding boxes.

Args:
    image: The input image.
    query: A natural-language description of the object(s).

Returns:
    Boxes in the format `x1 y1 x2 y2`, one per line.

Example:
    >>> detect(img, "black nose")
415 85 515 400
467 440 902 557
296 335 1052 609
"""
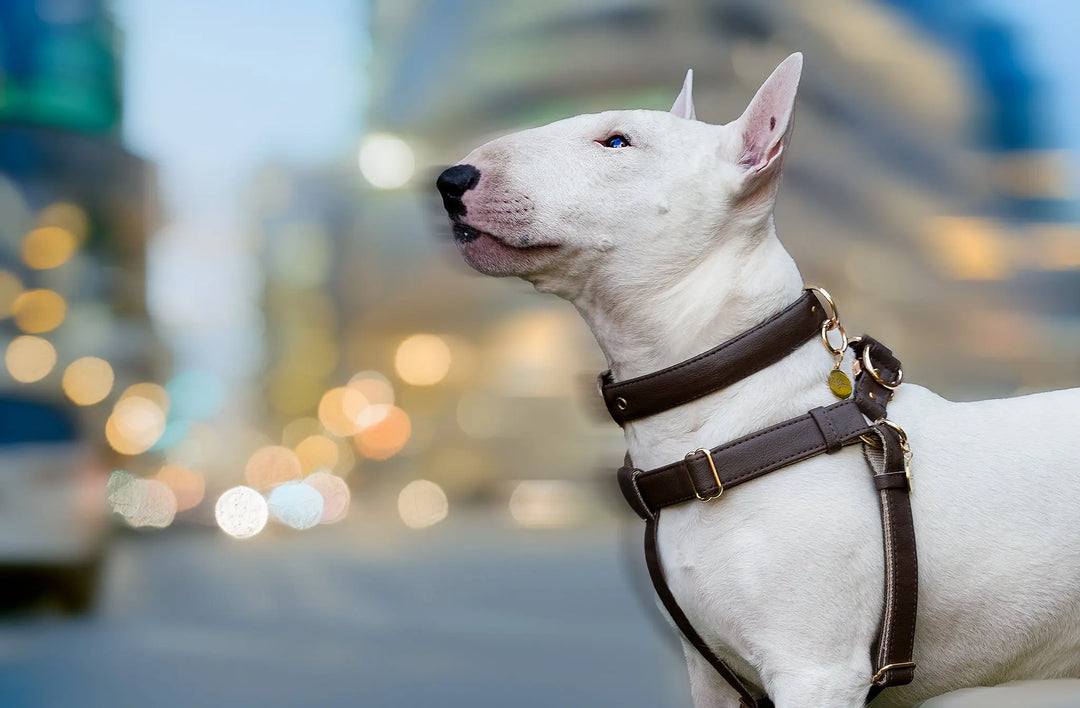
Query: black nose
436 164 480 217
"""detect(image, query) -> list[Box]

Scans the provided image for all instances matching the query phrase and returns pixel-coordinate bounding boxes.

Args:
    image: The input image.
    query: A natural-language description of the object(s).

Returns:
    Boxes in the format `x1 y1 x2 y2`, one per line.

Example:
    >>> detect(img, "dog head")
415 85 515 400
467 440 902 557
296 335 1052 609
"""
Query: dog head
437 54 803 302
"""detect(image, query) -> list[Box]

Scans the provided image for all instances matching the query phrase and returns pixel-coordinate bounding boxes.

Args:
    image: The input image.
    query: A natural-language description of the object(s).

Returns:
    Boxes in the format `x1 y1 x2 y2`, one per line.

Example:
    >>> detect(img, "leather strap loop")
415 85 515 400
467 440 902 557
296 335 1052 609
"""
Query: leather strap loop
809 405 844 453
599 292 824 425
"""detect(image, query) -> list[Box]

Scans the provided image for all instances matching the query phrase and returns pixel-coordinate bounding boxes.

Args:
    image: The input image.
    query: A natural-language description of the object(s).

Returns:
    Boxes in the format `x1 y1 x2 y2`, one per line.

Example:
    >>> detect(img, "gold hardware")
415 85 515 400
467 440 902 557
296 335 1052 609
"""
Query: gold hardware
615 397 628 411
685 448 723 501
804 285 840 326
870 662 916 684
862 419 914 492
820 320 848 356
862 344 903 390
828 368 852 399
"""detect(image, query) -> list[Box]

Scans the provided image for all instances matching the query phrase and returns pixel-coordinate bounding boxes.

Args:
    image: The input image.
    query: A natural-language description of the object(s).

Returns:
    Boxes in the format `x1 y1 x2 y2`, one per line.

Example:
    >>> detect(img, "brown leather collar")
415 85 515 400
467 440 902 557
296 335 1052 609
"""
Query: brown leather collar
599 291 825 425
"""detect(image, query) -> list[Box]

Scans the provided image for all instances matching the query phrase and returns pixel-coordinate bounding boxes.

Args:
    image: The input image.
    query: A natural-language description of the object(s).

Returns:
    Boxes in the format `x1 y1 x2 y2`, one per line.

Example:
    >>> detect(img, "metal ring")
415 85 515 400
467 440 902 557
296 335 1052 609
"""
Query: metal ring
804 285 840 326
873 417 908 445
862 345 903 390
820 320 848 356
684 448 723 501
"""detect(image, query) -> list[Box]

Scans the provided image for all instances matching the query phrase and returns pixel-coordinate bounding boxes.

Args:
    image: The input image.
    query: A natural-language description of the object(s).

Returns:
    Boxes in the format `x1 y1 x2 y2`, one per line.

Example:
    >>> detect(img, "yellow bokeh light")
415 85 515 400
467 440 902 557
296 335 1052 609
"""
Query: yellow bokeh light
38 202 89 244
317 386 368 437
154 464 206 512
397 479 448 529
106 396 167 455
281 417 323 448
394 334 451 386
0 271 24 318
295 434 339 475
21 226 78 269
62 356 114 405
119 382 171 416
354 406 411 460
12 289 66 333
5 335 57 383
244 445 302 491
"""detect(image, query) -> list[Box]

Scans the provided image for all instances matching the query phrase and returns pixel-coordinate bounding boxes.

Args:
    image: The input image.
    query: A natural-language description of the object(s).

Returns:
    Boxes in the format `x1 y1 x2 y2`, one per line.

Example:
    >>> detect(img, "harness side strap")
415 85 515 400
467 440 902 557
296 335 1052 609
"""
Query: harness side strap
863 425 918 700
644 510 773 708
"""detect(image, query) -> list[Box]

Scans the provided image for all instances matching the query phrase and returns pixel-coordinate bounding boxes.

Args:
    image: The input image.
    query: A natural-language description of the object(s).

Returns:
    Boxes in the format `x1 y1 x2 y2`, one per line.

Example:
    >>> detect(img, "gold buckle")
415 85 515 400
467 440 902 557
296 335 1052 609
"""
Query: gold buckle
870 661 916 684
862 344 903 390
685 448 723 501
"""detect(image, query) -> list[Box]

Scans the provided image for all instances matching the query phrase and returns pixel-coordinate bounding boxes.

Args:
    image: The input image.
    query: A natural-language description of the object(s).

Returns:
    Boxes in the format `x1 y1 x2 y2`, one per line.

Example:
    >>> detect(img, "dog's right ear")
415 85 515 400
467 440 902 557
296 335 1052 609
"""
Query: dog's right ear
670 69 696 121
731 53 802 198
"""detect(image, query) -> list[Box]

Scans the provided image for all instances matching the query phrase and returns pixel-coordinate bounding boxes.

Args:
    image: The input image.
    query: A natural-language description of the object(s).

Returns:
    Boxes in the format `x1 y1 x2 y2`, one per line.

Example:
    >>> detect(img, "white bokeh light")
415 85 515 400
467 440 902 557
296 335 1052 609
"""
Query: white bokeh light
267 481 324 530
215 486 269 539
358 134 415 189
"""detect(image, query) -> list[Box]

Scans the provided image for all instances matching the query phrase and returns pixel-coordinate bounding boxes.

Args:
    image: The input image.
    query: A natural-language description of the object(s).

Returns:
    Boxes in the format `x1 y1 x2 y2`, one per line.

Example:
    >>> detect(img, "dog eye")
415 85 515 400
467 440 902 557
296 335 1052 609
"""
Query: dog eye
600 134 630 148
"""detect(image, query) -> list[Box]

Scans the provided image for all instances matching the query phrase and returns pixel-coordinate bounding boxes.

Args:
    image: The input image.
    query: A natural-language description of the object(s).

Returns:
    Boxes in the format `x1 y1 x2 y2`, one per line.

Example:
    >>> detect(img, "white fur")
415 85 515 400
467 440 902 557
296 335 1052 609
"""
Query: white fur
446 53 1080 707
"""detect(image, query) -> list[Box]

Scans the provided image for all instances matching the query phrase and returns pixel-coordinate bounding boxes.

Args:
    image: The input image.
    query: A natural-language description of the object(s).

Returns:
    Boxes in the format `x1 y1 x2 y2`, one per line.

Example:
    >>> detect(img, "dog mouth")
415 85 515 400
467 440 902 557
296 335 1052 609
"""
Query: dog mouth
450 219 560 275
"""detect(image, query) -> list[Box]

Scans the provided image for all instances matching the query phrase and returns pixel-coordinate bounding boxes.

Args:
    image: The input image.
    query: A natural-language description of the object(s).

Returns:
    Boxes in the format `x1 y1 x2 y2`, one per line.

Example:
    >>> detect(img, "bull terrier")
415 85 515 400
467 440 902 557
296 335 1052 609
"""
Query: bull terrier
436 53 1080 707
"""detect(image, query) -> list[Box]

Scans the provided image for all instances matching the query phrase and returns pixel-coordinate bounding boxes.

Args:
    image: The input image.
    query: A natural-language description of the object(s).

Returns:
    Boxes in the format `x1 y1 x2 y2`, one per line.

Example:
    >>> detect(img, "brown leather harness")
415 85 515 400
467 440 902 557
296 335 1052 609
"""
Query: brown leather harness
600 289 917 707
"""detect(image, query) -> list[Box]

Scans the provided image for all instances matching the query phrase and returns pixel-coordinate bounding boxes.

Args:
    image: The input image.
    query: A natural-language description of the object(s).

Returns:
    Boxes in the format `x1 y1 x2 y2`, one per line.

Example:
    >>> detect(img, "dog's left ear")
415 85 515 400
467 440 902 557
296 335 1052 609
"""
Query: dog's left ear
670 69 696 121
732 53 802 189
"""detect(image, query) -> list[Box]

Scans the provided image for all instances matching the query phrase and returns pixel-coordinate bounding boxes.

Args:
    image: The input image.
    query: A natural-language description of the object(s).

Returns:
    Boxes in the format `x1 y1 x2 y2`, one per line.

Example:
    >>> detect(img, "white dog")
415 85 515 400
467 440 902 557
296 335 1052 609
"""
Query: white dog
437 53 1080 707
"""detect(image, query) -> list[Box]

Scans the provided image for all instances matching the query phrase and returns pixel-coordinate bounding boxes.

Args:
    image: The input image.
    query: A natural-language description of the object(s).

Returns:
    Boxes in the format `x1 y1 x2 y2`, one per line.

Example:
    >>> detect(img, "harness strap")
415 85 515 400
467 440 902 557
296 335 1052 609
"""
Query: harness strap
599 292 822 424
619 400 870 518
644 512 773 708
615 332 918 705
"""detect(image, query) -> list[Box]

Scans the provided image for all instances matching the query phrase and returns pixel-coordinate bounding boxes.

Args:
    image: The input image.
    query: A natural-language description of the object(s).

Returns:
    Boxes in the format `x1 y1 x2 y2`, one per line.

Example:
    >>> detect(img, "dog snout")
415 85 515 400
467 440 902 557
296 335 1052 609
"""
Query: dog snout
436 164 481 217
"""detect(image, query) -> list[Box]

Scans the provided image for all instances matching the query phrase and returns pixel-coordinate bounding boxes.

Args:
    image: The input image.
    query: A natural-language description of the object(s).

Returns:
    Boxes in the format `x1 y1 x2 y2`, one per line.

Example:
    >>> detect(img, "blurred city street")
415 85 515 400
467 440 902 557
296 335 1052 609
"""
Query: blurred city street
0 515 691 707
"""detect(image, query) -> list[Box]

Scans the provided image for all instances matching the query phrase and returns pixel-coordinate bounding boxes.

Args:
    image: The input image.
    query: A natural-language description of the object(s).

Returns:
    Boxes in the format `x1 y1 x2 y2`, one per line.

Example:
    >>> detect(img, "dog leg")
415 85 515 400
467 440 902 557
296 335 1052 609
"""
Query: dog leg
765 665 871 708
682 642 749 708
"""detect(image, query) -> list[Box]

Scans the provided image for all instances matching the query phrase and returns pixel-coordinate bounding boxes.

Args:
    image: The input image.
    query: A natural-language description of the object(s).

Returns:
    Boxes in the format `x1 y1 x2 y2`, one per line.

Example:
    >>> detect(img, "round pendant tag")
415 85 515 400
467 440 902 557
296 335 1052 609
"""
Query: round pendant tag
829 369 852 399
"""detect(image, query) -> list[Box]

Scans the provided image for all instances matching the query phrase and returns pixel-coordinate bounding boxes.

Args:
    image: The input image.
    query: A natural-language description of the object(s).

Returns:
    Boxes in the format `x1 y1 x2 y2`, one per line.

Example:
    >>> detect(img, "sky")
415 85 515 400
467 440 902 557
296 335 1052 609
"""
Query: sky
111 0 367 385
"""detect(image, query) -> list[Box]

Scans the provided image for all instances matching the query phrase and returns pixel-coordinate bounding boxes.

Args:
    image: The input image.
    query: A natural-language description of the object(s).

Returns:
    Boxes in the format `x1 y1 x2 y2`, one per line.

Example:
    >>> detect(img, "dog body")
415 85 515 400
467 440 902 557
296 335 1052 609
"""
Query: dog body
439 55 1080 707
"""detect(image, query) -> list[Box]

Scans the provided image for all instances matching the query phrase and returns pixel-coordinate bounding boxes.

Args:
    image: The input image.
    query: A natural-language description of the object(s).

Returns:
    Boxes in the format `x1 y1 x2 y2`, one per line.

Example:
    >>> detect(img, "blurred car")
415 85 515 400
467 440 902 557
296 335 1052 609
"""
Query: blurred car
0 394 107 613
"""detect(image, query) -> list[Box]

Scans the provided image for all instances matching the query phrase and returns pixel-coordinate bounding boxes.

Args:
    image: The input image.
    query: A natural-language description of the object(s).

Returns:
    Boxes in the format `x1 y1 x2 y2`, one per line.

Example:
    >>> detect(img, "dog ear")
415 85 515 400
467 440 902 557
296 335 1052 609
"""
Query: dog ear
670 69 696 121
733 53 802 183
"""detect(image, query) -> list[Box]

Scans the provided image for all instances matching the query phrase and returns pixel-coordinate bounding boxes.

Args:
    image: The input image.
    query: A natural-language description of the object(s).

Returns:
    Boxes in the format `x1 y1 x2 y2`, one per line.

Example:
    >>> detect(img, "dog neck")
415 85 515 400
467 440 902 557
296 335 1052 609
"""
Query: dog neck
571 225 837 468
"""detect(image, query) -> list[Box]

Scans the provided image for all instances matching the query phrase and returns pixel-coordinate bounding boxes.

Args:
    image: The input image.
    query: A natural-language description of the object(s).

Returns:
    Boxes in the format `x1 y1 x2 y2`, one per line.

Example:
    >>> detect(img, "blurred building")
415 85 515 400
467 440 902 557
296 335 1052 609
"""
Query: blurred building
0 0 162 462
247 0 1079 514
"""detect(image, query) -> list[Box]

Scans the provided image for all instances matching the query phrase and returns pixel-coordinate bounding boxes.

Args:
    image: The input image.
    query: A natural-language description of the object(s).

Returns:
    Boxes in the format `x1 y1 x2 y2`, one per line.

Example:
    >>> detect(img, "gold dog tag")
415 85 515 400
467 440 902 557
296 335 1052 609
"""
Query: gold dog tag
829 368 852 399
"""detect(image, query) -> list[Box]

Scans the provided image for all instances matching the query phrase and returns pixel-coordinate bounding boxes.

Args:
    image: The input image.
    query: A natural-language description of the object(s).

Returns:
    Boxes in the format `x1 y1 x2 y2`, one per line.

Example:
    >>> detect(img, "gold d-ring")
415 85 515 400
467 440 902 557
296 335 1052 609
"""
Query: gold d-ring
685 448 723 501
804 285 840 325
862 345 903 390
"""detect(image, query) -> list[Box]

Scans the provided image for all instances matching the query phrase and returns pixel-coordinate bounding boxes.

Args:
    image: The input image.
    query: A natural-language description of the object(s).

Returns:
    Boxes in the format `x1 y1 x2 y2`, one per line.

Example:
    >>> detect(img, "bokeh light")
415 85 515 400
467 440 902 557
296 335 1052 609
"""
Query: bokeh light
244 445 302 490
267 481 324 530
394 333 451 386
305 471 350 524
37 202 89 243
62 356 114 405
215 486 269 539
106 470 178 529
0 270 24 317
119 382 171 416
154 464 206 512
106 396 167 455
11 288 67 333
317 386 368 436
294 433 339 475
21 226 78 269
354 406 411 460
397 479 448 529
508 480 588 529
358 133 415 189
166 369 224 421
5 335 57 383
